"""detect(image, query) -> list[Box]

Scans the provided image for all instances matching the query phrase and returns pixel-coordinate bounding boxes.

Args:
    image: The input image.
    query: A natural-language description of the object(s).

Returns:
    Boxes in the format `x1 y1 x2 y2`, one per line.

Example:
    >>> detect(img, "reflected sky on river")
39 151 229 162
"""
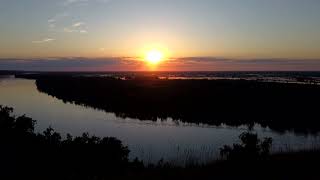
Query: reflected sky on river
1 77 319 164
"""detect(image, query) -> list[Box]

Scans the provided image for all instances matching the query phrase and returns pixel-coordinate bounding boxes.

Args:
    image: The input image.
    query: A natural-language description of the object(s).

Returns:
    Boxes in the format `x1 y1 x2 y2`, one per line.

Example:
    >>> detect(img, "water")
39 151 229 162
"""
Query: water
1 77 319 165
87 71 320 85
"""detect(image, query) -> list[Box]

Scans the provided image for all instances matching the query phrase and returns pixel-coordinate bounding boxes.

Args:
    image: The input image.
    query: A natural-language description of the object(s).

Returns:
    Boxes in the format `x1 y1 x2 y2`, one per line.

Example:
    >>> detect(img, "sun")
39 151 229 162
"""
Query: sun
145 50 164 65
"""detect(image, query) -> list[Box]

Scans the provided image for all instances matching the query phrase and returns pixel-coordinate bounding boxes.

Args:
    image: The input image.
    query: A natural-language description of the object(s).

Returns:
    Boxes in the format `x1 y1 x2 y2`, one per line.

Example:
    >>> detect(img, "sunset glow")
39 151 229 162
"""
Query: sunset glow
1 0 320 71
2 1 320 178
145 50 164 65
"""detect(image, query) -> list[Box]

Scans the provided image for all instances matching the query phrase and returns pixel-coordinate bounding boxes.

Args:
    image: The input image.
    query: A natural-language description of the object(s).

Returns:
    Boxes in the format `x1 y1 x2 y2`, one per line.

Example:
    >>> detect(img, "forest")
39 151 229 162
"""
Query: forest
16 73 320 134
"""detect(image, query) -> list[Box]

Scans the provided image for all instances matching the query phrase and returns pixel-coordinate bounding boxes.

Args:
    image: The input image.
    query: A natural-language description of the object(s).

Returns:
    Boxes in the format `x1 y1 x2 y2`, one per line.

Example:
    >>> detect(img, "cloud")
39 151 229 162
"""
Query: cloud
63 27 88 33
47 14 87 34
0 57 122 71
1 57 320 71
64 22 88 33
63 28 76 33
72 22 85 27
168 57 320 71
48 19 56 23
32 38 55 43
48 12 69 30
63 0 89 6
62 0 111 6
48 20 56 29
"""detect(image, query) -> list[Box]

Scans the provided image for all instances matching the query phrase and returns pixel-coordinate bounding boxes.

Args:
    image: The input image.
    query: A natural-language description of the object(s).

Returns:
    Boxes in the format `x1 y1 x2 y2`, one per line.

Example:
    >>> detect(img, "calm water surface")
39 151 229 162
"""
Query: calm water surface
1 77 319 164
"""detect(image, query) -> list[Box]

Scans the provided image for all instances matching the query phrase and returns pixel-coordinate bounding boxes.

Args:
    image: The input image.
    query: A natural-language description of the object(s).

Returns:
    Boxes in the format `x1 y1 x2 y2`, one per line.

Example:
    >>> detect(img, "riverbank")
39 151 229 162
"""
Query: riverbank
14 72 320 134
1 105 320 179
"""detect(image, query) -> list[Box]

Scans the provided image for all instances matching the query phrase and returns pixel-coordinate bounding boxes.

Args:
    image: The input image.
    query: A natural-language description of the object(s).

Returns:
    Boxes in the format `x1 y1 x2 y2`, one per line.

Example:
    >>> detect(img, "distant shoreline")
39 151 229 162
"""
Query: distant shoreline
12 72 320 135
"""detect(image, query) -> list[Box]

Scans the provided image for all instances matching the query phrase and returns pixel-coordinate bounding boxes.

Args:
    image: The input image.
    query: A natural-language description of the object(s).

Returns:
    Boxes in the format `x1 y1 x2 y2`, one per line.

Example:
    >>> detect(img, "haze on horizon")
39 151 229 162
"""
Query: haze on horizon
1 0 320 71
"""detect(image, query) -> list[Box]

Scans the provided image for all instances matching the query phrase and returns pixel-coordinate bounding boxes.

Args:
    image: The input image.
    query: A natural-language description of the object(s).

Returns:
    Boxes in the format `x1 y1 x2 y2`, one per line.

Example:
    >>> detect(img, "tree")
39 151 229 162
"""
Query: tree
220 132 273 161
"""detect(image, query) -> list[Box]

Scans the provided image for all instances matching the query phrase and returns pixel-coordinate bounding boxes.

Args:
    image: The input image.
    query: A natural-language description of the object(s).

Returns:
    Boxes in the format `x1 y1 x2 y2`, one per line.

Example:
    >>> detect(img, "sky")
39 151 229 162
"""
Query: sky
1 0 320 71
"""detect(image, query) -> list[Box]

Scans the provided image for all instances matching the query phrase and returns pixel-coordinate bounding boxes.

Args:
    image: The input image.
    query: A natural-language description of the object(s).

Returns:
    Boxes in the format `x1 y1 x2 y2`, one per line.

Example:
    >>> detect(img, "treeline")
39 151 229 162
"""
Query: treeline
0 105 143 180
24 74 320 134
1 105 320 179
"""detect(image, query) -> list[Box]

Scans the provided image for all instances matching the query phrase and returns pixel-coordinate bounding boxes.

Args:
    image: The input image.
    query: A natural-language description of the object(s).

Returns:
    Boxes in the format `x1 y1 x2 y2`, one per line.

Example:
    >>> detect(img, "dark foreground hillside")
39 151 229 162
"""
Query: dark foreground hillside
1 105 320 180
19 73 320 134
0 105 136 180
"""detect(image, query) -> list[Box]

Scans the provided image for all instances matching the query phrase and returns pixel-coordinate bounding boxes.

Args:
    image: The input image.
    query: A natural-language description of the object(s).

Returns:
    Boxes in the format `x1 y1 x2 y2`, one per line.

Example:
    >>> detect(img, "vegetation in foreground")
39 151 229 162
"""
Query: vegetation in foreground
1 105 320 180
0 105 143 180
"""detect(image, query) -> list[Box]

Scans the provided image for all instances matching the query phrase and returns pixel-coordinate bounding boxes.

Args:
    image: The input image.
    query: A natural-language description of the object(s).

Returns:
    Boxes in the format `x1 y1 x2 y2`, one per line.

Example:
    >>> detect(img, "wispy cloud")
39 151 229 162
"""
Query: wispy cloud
63 27 87 33
72 22 85 27
63 0 89 6
48 19 56 24
48 19 56 28
48 12 69 30
1 57 320 71
64 22 88 33
32 38 55 43
166 57 320 71
79 30 87 33
48 21 55 29
0 57 129 71
62 0 111 6
48 16 88 34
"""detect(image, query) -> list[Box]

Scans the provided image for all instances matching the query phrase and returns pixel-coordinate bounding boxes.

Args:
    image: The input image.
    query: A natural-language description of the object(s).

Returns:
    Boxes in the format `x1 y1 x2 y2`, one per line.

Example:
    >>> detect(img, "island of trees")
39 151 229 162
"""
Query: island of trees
17 73 320 134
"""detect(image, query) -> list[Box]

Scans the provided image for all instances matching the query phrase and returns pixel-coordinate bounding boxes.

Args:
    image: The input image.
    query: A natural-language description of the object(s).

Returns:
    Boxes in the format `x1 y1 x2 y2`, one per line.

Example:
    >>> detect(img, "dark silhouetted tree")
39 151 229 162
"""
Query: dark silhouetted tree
220 132 273 161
